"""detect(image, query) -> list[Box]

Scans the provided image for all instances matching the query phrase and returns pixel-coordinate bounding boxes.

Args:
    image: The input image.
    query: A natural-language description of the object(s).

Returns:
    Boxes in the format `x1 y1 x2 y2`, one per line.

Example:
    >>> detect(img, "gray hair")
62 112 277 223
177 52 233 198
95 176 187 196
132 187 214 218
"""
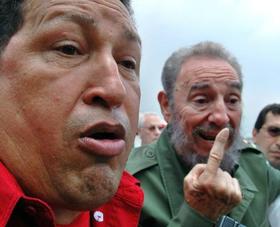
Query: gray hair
161 41 243 108
138 112 162 128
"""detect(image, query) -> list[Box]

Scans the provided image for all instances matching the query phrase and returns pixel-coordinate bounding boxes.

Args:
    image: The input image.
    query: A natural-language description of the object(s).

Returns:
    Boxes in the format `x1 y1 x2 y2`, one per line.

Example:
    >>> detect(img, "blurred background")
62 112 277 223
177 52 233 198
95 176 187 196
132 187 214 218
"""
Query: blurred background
132 0 279 138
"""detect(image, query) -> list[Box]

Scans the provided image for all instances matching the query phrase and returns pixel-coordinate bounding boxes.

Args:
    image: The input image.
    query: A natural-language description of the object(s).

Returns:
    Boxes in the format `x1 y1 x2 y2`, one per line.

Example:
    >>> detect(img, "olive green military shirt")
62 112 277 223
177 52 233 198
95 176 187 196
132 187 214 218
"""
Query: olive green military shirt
126 129 280 227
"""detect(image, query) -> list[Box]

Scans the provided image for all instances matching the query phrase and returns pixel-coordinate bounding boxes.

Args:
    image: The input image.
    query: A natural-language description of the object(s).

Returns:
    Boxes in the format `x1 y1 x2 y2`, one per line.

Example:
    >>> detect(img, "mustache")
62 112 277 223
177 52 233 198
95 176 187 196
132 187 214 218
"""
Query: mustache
169 117 242 174
193 124 235 139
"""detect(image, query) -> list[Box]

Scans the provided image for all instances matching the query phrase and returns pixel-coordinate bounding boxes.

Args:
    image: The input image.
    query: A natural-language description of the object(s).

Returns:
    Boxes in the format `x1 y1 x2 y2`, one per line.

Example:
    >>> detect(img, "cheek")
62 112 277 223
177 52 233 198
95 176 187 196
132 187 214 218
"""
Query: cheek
125 87 140 130
146 131 153 137
265 139 275 147
21 105 64 148
183 122 195 137
22 75 83 129
230 111 242 127
255 135 268 147
179 108 201 130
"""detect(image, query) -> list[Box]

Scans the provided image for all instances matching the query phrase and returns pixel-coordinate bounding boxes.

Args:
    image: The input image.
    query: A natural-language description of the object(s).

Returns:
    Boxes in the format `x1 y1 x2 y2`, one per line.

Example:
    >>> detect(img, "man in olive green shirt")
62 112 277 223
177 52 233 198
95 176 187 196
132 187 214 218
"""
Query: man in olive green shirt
127 41 280 227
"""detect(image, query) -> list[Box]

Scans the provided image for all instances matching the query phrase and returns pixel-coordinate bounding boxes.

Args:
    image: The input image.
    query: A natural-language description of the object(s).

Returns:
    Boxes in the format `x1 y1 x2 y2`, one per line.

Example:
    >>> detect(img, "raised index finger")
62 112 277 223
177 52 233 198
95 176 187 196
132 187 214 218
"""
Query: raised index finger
205 128 229 175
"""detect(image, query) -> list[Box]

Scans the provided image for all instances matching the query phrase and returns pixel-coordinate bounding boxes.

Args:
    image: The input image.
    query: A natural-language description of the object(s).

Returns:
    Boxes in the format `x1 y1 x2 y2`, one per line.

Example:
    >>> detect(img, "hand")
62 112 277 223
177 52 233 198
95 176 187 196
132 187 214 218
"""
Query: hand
183 128 242 221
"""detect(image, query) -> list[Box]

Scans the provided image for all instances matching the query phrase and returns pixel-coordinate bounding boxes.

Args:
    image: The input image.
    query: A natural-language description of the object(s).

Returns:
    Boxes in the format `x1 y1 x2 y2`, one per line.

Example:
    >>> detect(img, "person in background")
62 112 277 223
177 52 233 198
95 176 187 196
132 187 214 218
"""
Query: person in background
252 103 280 169
127 41 280 227
0 0 143 226
252 103 280 227
138 112 167 145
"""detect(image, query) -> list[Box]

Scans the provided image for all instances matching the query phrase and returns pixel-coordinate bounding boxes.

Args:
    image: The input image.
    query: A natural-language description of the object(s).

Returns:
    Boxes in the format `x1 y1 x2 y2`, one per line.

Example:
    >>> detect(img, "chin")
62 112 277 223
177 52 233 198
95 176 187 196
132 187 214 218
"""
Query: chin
63 181 118 211
195 144 213 157
54 166 122 210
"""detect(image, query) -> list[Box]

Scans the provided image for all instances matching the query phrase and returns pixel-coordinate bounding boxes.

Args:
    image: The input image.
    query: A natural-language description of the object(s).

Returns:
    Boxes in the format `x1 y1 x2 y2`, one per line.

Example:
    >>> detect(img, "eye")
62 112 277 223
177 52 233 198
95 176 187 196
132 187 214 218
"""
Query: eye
227 95 241 107
54 44 81 56
267 127 280 137
119 59 136 70
193 96 209 105
148 126 156 131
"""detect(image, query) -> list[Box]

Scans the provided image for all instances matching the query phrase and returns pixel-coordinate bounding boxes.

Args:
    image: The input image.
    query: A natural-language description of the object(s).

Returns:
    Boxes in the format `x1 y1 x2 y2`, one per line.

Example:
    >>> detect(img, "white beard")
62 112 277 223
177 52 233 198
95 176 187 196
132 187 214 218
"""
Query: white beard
168 114 242 174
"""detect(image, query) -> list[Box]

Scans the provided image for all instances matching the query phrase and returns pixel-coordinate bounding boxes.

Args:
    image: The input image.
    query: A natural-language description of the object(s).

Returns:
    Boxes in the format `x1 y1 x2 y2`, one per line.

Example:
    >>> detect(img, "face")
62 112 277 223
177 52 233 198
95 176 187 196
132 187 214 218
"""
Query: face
139 115 166 145
253 112 280 169
0 0 141 213
165 56 242 158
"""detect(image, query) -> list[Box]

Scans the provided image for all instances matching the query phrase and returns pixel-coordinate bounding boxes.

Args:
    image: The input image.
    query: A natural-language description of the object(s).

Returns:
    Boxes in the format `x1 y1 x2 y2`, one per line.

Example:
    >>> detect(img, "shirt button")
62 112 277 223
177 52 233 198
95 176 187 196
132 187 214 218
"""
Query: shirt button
145 149 155 158
93 211 104 222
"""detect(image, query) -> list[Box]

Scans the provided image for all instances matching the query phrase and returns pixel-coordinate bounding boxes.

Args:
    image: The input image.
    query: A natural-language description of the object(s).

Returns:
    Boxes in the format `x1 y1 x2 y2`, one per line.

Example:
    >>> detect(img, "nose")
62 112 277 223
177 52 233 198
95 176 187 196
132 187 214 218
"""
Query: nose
154 127 161 136
208 99 230 127
82 53 126 109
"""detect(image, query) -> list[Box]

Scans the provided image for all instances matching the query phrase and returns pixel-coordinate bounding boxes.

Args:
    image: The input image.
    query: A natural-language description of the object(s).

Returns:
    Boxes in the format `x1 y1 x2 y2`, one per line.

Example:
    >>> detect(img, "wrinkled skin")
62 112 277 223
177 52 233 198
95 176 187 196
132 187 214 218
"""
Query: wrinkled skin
0 0 141 224
159 57 242 157
184 129 242 221
158 56 242 221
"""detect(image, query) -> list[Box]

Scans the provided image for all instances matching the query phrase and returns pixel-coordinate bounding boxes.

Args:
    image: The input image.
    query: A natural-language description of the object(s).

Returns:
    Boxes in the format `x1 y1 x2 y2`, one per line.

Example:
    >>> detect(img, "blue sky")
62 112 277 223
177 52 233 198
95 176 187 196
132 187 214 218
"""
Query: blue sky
132 0 280 137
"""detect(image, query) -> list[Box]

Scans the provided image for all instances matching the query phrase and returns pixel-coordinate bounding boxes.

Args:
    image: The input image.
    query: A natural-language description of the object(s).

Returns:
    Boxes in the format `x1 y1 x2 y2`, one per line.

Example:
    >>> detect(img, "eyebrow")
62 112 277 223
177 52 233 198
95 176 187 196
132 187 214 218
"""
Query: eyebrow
190 81 242 92
227 81 242 90
65 13 96 26
59 13 141 45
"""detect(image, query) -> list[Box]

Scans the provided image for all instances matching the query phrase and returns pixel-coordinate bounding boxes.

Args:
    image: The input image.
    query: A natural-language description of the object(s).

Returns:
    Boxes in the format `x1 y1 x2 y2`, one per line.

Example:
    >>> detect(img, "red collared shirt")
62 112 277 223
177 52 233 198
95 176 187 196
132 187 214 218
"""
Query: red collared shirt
0 163 143 227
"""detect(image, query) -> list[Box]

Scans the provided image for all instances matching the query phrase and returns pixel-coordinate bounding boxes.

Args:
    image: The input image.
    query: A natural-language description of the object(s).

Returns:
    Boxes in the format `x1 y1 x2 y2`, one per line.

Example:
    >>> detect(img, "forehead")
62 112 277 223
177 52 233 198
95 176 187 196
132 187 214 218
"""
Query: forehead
265 112 280 126
25 0 129 15
144 115 161 124
177 56 240 86
22 0 140 43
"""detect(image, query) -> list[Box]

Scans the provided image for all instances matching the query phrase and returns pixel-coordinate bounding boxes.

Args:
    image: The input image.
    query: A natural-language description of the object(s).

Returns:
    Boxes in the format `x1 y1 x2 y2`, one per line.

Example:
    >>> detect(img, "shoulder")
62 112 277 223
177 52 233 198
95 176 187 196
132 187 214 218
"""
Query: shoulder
238 144 280 193
126 143 158 175
239 140 263 158
240 138 261 152
237 143 271 178
239 143 266 166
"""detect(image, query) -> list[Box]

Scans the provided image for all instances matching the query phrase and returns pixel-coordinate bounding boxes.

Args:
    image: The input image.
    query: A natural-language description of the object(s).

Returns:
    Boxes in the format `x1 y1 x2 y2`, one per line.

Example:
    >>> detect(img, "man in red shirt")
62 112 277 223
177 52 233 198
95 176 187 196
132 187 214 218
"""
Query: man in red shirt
0 0 143 226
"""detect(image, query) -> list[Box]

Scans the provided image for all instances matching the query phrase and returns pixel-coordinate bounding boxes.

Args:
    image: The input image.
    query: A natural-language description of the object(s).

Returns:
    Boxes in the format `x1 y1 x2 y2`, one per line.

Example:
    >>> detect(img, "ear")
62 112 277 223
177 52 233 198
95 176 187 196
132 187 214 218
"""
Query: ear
252 128 258 143
158 91 171 123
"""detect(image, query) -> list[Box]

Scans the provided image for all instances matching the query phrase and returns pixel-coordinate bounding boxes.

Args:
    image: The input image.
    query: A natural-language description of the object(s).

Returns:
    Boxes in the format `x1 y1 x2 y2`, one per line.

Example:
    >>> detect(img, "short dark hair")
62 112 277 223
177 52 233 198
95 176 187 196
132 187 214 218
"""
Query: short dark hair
0 0 132 53
254 103 280 131
0 0 24 53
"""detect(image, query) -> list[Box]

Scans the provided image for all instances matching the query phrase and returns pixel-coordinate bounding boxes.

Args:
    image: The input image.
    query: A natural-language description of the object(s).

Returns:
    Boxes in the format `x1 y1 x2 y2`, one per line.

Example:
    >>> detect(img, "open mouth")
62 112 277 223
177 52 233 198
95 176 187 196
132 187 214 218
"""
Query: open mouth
81 123 125 141
89 132 120 140
193 127 220 142
194 127 234 144
78 122 126 157
198 132 216 141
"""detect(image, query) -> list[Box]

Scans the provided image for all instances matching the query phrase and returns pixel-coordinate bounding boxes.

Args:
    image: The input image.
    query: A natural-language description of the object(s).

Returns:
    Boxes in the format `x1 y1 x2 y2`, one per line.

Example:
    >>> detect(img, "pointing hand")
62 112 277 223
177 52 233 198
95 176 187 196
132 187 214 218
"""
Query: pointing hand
183 128 242 221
